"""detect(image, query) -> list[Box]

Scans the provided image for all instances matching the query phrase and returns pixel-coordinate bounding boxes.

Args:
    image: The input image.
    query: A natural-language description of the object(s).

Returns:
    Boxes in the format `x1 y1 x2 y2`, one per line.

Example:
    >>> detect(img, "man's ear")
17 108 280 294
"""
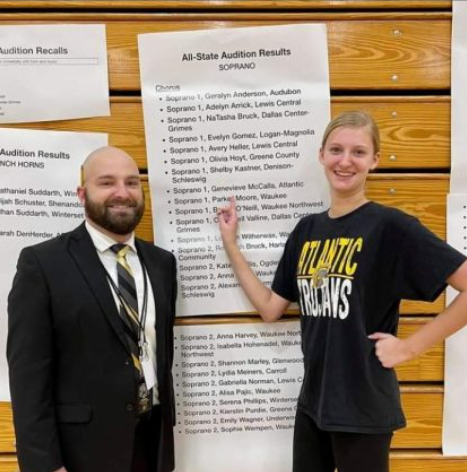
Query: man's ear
77 186 86 205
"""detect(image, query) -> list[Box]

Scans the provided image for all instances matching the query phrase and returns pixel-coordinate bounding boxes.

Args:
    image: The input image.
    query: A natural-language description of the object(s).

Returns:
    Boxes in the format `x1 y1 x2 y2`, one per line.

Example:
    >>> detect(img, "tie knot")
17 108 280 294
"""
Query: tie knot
111 243 130 258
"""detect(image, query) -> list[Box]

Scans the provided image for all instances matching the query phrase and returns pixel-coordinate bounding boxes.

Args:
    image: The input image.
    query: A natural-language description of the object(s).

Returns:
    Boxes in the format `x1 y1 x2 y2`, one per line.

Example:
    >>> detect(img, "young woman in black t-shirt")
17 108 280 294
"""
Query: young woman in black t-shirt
218 111 467 472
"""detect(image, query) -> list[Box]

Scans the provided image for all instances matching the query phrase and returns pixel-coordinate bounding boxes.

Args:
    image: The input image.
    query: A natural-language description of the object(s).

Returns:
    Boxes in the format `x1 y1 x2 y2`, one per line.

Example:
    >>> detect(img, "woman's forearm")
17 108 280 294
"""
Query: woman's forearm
223 240 288 322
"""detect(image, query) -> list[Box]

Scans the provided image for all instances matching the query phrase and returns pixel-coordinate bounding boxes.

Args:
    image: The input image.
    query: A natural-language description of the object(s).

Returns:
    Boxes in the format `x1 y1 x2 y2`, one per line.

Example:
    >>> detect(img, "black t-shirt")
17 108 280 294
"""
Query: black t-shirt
272 201 466 433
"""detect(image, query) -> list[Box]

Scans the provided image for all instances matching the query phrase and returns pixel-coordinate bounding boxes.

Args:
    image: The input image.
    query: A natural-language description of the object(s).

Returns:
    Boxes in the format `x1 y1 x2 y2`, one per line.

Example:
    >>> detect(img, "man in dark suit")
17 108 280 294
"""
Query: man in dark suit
7 146 177 472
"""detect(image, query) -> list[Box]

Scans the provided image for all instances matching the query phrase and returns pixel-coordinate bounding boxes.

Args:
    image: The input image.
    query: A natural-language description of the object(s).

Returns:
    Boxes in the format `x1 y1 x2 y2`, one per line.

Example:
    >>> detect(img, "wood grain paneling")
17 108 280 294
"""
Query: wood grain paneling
0 403 14 454
332 97 450 169
367 175 448 238
0 456 18 472
395 387 444 448
2 452 467 472
1 99 148 169
390 452 467 472
397 319 443 382
107 17 453 91
327 19 450 90
0 3 460 469
0 386 451 453
3 96 450 170
0 15 451 90
137 176 449 242
0 1 453 11
400 297 444 316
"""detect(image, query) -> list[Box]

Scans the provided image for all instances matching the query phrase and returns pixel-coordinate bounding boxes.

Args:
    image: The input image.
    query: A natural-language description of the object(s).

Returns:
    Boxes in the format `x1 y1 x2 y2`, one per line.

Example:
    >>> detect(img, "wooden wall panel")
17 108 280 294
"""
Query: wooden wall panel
0 388 450 453
395 387 444 448
0 404 13 454
397 319 443 381
3 97 450 170
0 2 461 469
137 176 449 242
332 97 450 169
107 17 453 91
327 20 450 90
390 453 467 472
1 99 149 169
0 456 18 472
2 452 467 472
367 175 448 238
0 15 451 91
0 1 453 11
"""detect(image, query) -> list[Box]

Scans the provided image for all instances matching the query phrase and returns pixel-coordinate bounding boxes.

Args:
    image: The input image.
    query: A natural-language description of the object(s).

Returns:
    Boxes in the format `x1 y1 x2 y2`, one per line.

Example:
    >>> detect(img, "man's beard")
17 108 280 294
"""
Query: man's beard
84 190 145 235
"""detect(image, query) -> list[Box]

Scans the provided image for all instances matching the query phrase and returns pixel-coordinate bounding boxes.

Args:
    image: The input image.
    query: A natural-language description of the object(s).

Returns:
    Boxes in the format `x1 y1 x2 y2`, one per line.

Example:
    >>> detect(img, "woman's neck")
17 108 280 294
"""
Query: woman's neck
328 193 369 219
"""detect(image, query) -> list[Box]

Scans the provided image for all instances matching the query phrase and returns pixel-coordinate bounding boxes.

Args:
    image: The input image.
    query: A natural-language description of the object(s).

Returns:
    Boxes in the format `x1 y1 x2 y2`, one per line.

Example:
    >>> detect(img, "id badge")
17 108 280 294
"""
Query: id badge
141 357 156 391
140 342 156 391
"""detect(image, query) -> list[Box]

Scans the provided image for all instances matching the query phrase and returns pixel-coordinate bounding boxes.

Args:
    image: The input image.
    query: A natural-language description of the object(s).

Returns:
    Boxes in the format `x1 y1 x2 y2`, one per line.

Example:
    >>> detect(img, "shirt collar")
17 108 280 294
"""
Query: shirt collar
85 220 137 254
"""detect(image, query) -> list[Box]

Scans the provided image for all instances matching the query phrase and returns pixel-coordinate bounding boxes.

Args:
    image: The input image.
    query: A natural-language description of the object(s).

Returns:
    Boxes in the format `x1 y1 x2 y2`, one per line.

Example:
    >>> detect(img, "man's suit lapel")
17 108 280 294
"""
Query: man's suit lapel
68 223 131 355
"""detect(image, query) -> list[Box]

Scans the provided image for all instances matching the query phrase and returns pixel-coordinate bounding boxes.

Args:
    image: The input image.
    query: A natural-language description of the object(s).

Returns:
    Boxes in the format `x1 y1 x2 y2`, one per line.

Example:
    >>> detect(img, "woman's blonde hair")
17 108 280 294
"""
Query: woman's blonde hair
321 111 380 154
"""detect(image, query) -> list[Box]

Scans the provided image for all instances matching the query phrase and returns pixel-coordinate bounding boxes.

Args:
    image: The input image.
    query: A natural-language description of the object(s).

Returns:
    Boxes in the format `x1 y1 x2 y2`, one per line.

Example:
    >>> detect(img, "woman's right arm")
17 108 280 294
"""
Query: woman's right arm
217 197 290 322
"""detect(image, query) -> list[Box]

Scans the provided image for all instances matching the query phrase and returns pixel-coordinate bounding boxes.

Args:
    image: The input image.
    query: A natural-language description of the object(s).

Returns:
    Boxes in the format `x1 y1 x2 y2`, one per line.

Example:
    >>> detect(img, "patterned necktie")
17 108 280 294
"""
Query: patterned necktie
111 244 153 416
110 244 141 373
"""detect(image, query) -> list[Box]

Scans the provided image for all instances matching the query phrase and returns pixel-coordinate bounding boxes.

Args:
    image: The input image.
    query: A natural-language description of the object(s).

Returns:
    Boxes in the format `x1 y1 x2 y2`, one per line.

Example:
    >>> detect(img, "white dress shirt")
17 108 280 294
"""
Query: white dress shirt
85 221 159 404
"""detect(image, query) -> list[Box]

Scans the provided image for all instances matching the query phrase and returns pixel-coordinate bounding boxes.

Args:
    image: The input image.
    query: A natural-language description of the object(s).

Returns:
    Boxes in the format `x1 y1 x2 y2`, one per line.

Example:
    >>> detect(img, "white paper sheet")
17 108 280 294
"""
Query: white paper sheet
174 321 302 472
0 128 108 400
450 2 467 193
0 24 110 123
139 24 331 316
444 0 467 454
443 193 467 455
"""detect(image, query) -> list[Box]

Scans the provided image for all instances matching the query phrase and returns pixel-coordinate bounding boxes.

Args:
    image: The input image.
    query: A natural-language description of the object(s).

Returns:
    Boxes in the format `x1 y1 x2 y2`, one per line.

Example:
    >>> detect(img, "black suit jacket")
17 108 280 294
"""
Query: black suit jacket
7 223 177 472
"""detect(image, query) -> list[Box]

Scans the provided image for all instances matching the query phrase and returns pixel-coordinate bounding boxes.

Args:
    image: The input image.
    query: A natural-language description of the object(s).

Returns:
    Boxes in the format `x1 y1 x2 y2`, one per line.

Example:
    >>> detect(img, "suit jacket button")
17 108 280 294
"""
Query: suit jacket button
125 358 131 365
126 403 134 412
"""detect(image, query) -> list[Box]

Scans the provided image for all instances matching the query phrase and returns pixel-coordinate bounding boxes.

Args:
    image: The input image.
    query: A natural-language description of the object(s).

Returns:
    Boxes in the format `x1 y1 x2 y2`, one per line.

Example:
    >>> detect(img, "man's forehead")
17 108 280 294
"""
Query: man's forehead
86 162 139 180
83 147 139 180
94 171 141 180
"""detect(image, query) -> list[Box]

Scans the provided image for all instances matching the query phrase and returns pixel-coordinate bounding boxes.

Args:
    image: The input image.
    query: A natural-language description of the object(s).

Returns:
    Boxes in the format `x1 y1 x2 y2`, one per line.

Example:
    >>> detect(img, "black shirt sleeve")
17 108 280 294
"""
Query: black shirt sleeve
393 217 466 301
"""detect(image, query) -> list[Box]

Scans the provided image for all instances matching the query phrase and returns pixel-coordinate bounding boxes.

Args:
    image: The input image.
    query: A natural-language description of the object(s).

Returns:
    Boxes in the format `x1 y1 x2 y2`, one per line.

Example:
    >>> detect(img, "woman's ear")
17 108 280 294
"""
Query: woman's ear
370 152 380 171
319 147 324 165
